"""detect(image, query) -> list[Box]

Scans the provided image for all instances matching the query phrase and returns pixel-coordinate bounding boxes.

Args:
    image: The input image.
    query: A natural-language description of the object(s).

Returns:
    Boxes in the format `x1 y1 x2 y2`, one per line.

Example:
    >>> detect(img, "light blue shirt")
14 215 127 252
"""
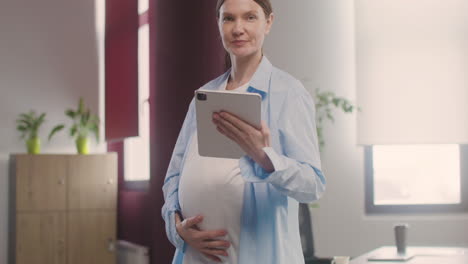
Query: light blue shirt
162 56 326 264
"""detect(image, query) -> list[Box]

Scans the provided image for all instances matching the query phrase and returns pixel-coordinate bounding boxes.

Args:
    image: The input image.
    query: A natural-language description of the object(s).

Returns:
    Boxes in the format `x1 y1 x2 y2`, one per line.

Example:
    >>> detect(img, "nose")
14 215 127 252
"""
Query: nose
232 20 245 36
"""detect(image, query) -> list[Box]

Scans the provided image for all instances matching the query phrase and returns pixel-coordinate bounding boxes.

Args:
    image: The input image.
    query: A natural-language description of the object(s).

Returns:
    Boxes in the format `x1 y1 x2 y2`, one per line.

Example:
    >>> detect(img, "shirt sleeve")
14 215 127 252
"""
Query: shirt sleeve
239 87 326 203
161 98 195 251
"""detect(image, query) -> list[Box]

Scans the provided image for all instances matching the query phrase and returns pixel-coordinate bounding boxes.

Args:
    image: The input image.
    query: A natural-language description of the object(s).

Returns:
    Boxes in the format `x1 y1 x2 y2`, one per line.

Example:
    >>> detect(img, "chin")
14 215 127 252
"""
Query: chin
229 48 260 60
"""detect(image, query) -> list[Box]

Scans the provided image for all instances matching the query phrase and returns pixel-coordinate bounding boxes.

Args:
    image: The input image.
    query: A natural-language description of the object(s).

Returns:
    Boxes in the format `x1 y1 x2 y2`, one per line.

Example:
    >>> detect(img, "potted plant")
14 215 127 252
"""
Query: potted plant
49 97 100 154
16 110 46 154
314 88 360 151
304 89 360 210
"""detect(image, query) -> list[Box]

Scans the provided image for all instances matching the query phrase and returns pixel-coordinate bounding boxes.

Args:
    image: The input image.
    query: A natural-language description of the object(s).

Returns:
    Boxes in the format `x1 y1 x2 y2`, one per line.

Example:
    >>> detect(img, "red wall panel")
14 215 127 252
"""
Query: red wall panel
109 1 225 263
105 0 139 141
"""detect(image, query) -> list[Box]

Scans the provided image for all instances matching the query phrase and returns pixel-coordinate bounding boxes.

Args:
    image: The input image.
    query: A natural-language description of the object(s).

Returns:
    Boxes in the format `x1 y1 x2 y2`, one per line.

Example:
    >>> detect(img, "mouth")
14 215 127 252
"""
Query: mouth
232 40 248 45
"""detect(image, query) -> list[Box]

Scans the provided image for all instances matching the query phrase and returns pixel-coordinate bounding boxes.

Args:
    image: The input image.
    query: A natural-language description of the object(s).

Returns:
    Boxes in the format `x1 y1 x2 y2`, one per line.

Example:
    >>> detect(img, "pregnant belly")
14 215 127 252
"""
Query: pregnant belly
179 159 245 231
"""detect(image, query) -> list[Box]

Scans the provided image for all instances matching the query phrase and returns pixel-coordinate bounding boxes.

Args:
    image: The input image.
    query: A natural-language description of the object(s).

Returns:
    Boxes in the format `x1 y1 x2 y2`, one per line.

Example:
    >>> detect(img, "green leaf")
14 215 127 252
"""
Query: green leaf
16 119 31 128
65 109 76 119
19 113 33 124
48 124 65 141
80 110 90 127
25 110 36 121
89 115 100 124
332 98 340 107
70 124 78 137
38 113 46 123
32 113 45 130
90 124 99 142
314 89 361 150
78 97 85 114
16 110 47 141
85 110 90 123
16 125 27 131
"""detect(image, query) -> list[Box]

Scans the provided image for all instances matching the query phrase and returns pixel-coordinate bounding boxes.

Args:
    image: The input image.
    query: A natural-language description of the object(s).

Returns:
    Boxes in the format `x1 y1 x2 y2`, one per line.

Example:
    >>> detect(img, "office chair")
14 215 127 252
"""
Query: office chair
299 203 333 264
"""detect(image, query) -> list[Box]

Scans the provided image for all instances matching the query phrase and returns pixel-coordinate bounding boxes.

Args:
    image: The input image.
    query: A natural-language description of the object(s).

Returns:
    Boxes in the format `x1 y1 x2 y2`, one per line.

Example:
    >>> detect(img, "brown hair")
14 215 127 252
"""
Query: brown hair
216 0 273 70
216 0 273 20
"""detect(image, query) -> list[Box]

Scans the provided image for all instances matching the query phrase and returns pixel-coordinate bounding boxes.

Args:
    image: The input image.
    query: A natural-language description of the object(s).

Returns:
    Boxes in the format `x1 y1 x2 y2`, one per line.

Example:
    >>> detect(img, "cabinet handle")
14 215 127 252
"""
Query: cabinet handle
108 238 115 252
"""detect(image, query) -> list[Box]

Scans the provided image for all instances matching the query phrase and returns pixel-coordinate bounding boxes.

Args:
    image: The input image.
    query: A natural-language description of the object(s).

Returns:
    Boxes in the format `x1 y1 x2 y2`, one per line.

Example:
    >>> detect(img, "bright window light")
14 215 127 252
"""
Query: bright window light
138 0 149 14
138 24 149 100
95 0 105 143
95 0 105 36
373 145 460 205
124 24 150 182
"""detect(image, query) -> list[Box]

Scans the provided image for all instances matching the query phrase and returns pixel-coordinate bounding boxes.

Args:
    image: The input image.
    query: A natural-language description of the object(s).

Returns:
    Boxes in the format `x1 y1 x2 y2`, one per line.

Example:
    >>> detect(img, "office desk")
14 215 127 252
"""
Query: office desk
350 246 468 264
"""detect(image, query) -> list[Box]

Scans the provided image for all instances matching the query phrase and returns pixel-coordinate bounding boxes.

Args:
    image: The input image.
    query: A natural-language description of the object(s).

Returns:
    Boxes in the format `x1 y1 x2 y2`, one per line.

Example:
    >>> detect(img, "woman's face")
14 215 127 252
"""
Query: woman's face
218 0 273 60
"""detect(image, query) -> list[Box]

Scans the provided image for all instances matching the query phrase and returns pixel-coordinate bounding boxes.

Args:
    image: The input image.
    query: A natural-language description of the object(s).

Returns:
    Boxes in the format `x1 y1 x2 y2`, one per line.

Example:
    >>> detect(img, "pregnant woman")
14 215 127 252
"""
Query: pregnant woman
162 0 326 263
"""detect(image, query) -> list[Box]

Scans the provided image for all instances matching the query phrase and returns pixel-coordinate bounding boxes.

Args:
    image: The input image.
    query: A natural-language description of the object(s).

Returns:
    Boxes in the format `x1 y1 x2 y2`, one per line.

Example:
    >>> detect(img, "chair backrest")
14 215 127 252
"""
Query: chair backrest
299 203 316 259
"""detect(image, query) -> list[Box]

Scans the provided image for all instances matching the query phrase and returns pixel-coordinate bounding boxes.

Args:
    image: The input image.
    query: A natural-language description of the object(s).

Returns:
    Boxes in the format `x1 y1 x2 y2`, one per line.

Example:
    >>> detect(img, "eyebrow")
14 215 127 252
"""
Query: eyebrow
221 10 259 17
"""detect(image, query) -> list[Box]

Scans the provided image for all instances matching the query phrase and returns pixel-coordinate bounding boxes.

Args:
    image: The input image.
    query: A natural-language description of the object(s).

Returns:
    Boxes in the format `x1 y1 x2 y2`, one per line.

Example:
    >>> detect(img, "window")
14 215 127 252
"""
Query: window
365 145 468 214
356 1 468 213
123 0 150 188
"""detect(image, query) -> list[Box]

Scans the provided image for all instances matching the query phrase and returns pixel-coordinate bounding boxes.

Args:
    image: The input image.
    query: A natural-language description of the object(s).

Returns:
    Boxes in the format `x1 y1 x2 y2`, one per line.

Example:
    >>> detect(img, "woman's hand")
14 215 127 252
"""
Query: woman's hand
212 111 274 172
175 213 231 262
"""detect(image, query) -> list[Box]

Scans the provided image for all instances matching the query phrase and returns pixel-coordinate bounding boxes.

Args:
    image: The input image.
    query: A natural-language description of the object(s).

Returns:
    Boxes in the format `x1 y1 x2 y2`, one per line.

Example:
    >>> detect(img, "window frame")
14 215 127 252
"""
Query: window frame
365 145 468 214
121 7 150 191
123 179 149 190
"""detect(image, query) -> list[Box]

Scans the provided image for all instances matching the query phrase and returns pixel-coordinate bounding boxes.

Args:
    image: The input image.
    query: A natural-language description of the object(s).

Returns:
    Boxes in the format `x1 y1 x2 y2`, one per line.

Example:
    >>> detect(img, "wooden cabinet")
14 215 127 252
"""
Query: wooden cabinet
67 154 117 210
67 211 116 264
16 155 67 211
9 154 117 264
16 212 66 264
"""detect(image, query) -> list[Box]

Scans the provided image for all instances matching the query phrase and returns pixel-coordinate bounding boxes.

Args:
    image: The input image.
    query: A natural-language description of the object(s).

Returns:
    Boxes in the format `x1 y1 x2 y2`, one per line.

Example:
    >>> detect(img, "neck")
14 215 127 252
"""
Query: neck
229 51 262 88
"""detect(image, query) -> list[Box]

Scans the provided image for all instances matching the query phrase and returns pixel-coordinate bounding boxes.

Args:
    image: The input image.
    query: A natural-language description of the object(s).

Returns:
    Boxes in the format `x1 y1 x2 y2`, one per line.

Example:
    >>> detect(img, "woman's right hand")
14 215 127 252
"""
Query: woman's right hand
175 213 231 262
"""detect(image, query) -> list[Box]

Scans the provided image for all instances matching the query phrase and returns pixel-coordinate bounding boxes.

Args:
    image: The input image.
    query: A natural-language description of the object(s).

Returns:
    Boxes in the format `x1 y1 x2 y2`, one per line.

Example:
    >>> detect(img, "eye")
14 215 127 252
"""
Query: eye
223 16 234 22
247 14 257 21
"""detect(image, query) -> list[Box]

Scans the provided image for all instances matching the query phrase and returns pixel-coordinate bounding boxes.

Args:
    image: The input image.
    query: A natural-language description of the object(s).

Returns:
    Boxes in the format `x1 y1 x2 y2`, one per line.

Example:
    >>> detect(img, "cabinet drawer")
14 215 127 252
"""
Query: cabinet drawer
67 210 117 264
16 212 66 264
16 155 67 211
68 154 117 210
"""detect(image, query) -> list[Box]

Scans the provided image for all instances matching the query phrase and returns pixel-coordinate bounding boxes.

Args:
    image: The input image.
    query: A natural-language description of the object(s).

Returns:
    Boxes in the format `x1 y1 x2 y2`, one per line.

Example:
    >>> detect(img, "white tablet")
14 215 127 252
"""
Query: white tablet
194 89 262 159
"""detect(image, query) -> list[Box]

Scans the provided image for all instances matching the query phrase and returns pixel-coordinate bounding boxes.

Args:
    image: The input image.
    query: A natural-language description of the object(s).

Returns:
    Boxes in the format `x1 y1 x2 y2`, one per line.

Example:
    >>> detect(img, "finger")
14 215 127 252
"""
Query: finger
199 229 228 240
183 215 203 228
215 120 239 143
219 111 253 132
261 120 271 147
175 213 181 224
202 247 229 257
219 115 244 137
203 239 231 249
203 253 222 262
191 224 201 231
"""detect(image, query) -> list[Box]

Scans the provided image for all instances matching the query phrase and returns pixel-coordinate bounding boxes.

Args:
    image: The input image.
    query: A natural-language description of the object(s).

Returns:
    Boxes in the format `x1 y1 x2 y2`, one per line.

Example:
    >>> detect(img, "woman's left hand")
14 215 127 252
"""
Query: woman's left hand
212 111 274 173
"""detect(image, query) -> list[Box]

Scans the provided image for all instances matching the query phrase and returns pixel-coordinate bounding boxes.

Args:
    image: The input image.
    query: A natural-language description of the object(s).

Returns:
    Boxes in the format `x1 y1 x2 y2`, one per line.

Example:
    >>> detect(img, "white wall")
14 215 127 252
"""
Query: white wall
265 0 468 258
0 0 105 263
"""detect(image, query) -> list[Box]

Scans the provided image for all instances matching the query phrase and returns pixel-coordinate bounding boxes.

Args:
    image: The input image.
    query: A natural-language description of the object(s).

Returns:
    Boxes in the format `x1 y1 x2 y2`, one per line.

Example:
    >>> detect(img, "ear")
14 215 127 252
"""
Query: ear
265 13 274 35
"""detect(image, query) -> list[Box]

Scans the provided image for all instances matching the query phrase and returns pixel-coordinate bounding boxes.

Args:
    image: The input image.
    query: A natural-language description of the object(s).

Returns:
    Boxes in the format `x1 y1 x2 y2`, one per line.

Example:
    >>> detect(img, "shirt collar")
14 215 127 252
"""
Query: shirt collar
201 56 273 100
